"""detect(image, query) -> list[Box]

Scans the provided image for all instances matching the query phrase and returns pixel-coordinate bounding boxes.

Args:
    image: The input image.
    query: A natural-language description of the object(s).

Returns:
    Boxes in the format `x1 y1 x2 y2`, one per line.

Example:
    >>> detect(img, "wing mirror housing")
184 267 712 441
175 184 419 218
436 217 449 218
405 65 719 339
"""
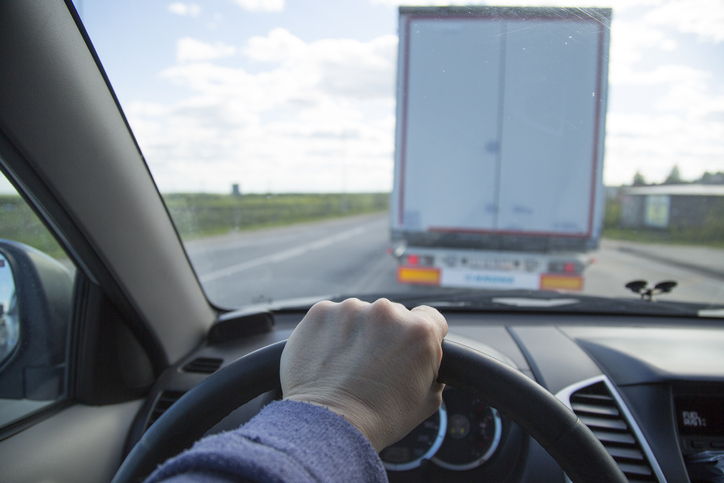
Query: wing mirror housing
0 240 73 400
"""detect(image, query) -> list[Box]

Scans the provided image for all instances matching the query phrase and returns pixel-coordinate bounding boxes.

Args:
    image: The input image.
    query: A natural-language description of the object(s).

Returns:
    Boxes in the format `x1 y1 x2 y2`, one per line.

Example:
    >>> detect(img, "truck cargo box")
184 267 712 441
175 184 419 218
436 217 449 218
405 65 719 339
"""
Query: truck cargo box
391 6 611 254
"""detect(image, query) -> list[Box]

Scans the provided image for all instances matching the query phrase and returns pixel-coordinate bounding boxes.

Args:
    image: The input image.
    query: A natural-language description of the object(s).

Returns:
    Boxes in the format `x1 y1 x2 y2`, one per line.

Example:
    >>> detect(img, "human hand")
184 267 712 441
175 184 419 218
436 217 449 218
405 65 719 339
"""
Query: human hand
280 298 448 452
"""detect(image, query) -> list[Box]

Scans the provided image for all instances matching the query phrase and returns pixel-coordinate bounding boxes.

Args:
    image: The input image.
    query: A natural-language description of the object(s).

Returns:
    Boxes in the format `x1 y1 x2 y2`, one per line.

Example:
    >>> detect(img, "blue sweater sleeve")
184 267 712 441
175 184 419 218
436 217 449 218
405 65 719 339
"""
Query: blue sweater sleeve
144 399 388 483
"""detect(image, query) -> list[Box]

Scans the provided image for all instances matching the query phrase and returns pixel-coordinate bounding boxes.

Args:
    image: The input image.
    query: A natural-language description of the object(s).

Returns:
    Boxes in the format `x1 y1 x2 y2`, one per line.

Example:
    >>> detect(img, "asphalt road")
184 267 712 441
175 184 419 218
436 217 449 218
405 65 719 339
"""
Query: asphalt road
185 213 723 309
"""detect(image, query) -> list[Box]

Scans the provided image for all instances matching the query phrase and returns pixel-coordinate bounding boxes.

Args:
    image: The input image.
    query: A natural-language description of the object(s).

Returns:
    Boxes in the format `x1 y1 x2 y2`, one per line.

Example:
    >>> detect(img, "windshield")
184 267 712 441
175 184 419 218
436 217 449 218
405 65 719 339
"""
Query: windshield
72 0 723 310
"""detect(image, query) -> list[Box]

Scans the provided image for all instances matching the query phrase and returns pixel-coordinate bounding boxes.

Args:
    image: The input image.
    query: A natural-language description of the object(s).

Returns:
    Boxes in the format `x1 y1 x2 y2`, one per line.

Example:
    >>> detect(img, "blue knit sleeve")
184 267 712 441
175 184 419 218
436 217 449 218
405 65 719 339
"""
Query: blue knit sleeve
144 399 388 483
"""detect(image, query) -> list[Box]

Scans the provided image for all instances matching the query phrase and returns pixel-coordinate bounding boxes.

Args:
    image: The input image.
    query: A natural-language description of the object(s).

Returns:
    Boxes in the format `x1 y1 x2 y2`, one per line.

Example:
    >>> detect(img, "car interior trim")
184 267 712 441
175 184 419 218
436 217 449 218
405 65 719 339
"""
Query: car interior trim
0 399 75 443
0 400 143 483
556 374 668 483
508 326 604 394
0 0 216 363
0 138 168 375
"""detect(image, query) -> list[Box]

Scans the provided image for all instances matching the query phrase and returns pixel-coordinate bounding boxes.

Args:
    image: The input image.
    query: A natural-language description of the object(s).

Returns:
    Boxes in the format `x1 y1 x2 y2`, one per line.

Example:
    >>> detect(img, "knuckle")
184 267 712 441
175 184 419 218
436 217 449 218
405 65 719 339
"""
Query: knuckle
338 297 367 317
311 299 335 311
301 300 338 330
431 391 443 409
412 305 448 335
339 297 364 309
368 298 397 319
306 300 335 318
370 297 392 309
406 318 438 347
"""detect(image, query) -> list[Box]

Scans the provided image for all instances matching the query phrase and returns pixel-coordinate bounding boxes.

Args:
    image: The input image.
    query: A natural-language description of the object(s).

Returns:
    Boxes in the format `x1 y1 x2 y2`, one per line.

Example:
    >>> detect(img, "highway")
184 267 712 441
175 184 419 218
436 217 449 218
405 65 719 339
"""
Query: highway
184 213 724 309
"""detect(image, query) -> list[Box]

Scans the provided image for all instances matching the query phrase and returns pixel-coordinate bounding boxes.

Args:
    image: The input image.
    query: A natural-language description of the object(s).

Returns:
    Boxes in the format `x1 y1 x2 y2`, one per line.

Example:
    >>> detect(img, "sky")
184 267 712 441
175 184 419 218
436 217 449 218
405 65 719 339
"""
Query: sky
5 0 721 194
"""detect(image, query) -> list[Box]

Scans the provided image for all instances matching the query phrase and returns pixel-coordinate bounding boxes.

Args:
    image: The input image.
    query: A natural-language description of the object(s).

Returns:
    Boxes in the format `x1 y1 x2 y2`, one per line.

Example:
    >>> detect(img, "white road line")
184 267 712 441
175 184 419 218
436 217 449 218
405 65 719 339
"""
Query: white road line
199 225 368 283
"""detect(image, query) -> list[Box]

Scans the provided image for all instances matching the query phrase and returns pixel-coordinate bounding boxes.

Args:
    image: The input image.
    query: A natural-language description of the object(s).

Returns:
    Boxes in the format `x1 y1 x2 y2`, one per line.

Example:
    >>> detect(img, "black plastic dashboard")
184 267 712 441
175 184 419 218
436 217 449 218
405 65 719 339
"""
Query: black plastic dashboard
124 311 724 483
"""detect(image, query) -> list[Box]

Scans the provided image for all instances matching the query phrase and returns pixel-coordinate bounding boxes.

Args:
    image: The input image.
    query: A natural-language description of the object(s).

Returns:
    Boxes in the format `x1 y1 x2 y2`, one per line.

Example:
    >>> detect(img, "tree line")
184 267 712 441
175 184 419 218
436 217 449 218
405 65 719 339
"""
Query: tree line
632 166 724 186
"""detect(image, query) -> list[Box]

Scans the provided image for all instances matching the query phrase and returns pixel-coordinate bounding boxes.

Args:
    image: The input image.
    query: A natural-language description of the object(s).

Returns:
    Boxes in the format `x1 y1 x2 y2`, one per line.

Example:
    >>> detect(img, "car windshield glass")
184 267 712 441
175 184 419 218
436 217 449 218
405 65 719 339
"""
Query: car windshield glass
74 0 724 310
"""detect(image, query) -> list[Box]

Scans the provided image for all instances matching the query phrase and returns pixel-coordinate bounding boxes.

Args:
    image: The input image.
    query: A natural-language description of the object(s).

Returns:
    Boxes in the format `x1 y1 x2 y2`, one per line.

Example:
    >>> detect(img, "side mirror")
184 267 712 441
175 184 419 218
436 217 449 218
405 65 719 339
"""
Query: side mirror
0 256 19 364
0 240 73 401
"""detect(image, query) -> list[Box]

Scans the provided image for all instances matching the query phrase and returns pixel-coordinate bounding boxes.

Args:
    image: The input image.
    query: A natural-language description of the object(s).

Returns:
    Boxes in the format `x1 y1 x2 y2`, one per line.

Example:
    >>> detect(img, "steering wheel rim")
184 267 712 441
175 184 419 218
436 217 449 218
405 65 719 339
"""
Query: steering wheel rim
112 339 627 483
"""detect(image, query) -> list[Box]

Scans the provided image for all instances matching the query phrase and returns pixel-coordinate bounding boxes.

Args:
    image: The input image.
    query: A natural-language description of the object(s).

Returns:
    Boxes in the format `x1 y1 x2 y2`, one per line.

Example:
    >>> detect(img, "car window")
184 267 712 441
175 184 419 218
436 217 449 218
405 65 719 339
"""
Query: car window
0 169 75 428
76 1 724 311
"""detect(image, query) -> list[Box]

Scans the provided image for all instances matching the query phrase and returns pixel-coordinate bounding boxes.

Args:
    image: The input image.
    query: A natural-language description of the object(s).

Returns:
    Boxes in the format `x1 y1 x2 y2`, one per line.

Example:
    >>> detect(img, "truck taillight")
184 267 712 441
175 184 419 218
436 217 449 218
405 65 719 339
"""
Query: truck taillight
402 254 434 267
549 260 582 274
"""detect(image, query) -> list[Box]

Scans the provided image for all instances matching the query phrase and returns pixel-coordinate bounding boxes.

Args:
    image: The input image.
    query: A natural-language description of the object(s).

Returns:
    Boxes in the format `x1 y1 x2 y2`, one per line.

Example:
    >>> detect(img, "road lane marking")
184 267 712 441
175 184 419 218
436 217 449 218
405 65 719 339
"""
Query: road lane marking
199 225 368 283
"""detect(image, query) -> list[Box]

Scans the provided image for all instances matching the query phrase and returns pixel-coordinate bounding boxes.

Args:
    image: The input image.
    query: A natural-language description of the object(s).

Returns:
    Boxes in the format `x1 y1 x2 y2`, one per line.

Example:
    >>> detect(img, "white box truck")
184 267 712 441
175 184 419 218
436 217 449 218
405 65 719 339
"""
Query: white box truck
391 6 611 291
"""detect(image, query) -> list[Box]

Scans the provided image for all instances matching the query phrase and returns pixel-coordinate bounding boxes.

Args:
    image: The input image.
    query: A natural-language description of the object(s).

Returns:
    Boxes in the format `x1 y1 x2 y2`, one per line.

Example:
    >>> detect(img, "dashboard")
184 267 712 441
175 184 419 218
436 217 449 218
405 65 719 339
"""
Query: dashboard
123 310 724 482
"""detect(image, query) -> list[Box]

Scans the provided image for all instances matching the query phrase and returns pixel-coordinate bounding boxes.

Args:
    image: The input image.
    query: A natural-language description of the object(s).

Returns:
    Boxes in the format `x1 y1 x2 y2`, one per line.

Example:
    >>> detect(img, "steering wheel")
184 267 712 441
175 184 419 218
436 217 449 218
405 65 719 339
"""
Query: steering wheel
112 339 627 483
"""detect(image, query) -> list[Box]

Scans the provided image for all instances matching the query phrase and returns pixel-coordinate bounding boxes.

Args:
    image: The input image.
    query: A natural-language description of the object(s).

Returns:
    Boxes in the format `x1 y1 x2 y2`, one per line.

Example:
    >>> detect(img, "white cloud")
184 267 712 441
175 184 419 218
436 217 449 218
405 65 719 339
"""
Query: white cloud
176 38 237 63
128 30 397 193
604 109 724 185
233 0 285 13
168 3 201 17
244 29 398 99
599 3 724 185
611 63 706 87
609 19 676 70
645 0 724 43
603 69 724 186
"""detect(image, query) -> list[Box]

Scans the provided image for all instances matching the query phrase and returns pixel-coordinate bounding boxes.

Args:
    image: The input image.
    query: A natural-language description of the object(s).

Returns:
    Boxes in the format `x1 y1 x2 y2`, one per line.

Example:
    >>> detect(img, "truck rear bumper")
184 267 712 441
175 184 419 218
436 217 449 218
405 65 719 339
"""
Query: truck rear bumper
397 265 584 291
393 247 588 291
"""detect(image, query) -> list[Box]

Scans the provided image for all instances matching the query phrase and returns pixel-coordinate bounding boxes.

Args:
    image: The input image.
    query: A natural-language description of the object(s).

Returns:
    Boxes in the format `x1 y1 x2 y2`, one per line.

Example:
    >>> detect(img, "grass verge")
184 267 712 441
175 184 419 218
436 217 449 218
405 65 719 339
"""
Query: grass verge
164 193 389 240
602 197 724 249
0 193 390 259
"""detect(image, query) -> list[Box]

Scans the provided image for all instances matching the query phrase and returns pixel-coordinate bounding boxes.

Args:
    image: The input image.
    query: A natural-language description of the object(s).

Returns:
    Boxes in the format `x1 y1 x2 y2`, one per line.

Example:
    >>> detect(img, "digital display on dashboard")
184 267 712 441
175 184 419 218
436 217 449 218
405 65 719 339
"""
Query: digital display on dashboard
675 396 724 437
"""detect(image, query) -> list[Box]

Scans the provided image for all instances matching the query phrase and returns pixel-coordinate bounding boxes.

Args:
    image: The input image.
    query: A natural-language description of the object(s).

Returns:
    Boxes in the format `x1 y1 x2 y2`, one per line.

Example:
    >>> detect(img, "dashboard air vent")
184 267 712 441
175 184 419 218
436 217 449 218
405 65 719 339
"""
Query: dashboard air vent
182 357 223 374
146 390 185 431
569 381 659 483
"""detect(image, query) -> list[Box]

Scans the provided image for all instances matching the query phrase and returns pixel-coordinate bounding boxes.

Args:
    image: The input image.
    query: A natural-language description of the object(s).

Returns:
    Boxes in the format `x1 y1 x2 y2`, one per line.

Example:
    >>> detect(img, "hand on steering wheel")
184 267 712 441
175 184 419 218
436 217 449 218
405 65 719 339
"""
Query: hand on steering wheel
113 299 626 483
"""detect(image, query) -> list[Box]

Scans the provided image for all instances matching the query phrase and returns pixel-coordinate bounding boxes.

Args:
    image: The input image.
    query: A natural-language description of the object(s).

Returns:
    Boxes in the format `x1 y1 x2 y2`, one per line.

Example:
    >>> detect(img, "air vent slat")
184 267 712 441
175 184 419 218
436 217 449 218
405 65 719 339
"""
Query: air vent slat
182 357 223 374
606 446 645 460
565 380 661 482
571 393 615 403
571 402 620 417
146 390 185 431
580 415 628 431
618 462 653 476
592 430 637 445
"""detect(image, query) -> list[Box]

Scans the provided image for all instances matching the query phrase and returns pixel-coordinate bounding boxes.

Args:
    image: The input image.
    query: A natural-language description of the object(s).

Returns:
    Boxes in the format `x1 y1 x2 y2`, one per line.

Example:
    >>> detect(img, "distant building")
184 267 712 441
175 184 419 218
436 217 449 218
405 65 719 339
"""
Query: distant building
620 184 724 230
232 183 240 197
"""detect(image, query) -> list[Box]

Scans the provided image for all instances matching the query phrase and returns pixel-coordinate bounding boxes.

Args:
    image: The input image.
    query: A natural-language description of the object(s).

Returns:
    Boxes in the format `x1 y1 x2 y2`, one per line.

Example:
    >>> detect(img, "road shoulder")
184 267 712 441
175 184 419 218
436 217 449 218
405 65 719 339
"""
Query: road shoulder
601 238 724 280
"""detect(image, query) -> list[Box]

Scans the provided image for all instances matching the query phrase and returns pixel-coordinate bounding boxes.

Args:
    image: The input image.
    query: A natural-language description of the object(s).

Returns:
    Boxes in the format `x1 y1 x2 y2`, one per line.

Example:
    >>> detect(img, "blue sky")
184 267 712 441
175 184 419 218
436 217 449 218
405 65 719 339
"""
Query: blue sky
20 0 724 193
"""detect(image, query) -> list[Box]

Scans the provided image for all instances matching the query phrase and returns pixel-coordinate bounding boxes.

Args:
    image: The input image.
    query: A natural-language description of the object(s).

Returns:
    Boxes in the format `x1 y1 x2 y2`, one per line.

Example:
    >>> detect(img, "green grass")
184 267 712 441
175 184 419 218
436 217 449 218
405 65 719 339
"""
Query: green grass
602 197 724 248
7 191 724 258
10 190 721 256
0 195 67 260
0 193 389 258
602 228 724 248
163 192 389 240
